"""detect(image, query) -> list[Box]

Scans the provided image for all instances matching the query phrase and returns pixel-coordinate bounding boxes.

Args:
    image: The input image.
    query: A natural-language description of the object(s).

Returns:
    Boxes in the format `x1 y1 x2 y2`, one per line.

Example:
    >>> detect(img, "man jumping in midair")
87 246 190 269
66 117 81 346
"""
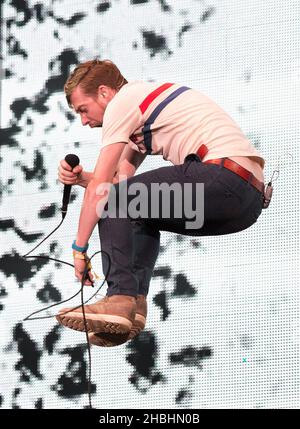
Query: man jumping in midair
56 59 265 347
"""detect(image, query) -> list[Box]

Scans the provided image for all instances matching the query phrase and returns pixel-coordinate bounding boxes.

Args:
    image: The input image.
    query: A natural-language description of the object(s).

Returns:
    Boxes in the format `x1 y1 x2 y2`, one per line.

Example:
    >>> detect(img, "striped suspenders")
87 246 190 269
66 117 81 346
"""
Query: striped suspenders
138 83 190 154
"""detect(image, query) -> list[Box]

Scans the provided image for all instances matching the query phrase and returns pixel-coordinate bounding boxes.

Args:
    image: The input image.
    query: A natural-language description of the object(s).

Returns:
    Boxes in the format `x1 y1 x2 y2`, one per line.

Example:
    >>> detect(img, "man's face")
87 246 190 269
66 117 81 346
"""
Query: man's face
70 85 115 128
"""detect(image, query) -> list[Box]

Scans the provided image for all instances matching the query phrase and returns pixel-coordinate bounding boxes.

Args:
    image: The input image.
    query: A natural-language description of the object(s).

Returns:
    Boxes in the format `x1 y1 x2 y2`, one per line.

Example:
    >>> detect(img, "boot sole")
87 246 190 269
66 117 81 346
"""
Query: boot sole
56 311 132 334
128 314 146 339
88 314 146 347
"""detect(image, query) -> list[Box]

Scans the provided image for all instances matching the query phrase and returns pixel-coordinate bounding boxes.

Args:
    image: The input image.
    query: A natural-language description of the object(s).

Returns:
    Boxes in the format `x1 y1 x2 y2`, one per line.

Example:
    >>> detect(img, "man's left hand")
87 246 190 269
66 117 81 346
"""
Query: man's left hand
74 255 94 286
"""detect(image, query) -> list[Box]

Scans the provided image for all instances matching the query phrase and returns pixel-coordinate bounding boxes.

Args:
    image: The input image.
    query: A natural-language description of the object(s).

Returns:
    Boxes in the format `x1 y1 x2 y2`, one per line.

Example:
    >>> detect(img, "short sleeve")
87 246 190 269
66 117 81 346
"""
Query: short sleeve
101 87 142 148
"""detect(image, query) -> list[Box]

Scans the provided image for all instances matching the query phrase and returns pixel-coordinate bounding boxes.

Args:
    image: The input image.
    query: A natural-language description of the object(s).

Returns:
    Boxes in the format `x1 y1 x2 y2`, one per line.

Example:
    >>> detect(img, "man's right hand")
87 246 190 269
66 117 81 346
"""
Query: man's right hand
58 159 83 185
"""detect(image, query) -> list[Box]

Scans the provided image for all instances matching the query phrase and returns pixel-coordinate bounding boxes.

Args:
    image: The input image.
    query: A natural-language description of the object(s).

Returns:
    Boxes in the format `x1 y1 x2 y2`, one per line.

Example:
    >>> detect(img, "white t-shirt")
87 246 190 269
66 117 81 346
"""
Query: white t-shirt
101 81 265 168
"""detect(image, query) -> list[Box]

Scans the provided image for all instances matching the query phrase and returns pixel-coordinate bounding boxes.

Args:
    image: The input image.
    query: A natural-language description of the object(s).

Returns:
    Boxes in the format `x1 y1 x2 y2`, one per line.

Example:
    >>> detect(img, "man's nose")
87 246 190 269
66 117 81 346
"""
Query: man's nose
81 115 89 126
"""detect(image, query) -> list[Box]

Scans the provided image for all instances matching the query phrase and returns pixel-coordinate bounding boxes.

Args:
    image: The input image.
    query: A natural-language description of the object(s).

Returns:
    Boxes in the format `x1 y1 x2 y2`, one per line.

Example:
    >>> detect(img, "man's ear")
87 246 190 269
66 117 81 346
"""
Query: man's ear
98 85 118 98
97 85 106 98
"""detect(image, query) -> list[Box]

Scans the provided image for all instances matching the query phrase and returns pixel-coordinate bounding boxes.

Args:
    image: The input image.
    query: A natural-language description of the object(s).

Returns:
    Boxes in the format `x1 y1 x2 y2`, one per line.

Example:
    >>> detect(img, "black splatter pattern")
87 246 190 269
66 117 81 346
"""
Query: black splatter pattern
126 330 165 393
38 203 58 219
153 290 170 321
55 345 96 397
142 30 172 58
13 323 43 381
44 325 61 355
169 346 212 368
36 277 62 304
173 273 197 297
0 250 49 283
0 218 44 243
96 2 111 14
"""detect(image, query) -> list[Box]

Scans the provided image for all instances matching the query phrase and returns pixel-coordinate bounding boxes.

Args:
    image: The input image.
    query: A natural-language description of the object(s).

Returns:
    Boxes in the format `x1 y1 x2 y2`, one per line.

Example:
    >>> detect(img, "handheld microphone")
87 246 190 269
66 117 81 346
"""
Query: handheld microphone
61 153 80 219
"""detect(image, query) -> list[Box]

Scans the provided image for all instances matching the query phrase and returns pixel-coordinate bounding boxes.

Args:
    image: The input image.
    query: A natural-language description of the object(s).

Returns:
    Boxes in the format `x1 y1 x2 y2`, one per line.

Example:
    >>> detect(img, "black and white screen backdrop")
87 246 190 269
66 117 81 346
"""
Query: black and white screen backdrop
0 0 299 409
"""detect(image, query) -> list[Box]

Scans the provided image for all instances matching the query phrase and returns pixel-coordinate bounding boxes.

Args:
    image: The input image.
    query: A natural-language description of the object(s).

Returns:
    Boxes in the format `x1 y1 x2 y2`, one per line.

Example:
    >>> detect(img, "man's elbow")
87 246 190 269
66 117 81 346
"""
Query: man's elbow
114 169 136 184
86 178 112 201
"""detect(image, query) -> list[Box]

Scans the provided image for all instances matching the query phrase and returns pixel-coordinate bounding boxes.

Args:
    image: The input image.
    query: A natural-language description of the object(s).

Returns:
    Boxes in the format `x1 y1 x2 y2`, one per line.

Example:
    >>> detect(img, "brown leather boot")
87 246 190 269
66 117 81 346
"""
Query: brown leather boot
87 295 147 347
56 295 136 334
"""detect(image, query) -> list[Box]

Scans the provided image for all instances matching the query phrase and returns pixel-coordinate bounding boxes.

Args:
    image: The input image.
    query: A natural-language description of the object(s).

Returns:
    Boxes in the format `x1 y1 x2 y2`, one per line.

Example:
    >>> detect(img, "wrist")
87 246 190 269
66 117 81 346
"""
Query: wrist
73 249 87 260
76 171 86 187
72 240 89 253
77 171 93 188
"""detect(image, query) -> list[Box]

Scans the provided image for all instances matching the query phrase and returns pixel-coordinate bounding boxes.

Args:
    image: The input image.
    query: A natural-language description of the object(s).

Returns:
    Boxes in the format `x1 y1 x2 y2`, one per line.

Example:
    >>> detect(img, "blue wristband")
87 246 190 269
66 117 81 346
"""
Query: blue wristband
72 240 89 253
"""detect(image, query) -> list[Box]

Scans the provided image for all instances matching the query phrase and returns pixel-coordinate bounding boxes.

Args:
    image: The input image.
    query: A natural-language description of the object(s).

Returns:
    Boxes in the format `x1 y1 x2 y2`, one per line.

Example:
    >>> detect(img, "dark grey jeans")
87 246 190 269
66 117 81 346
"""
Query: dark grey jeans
97 154 264 297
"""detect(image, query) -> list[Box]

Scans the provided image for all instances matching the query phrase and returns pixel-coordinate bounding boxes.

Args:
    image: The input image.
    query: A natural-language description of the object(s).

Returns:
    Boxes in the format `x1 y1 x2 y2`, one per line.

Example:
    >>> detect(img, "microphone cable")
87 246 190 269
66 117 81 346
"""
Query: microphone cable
22 215 111 409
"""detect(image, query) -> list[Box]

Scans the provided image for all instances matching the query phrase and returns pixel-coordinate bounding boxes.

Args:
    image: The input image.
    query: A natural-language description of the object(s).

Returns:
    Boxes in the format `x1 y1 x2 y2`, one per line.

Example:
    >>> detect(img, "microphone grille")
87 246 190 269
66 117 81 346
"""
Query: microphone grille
65 154 80 169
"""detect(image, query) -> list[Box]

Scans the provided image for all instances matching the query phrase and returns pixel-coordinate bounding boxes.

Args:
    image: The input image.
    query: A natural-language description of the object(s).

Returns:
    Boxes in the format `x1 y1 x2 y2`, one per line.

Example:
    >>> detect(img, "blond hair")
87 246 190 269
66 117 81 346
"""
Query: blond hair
64 59 127 107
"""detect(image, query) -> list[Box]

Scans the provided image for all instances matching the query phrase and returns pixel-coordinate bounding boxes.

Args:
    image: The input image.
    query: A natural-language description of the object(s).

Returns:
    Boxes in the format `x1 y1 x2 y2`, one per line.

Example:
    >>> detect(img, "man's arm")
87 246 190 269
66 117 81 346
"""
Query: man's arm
77 144 147 187
112 144 147 183
77 171 93 188
75 143 147 247
75 142 126 247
